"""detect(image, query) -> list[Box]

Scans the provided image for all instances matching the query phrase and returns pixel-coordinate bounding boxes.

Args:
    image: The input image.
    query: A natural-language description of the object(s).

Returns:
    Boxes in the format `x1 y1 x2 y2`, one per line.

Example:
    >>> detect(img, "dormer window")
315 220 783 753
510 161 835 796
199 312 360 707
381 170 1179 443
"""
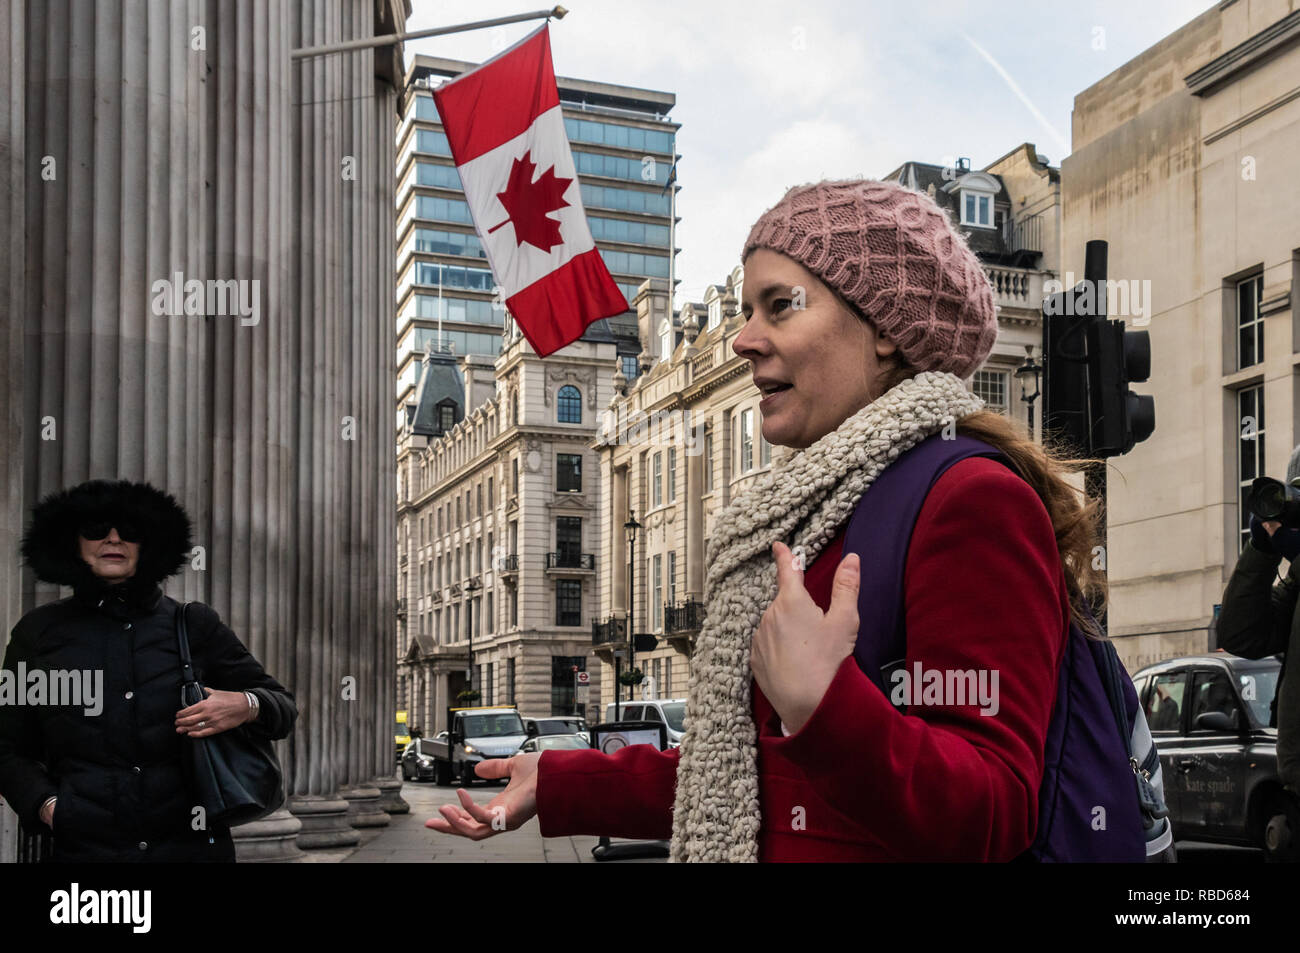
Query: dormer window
708 299 721 330
962 191 991 227
951 171 999 230
659 318 674 360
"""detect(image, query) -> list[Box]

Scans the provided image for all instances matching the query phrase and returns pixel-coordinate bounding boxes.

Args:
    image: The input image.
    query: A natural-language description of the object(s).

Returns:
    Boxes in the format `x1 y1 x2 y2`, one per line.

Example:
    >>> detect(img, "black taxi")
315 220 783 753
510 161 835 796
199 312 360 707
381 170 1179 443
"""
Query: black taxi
1133 653 1296 862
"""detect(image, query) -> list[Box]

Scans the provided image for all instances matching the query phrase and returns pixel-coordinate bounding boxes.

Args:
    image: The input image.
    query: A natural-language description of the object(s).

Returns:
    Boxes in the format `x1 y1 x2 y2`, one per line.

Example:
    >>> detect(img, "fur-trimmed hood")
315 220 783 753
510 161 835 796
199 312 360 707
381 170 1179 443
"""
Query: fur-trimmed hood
20 480 193 594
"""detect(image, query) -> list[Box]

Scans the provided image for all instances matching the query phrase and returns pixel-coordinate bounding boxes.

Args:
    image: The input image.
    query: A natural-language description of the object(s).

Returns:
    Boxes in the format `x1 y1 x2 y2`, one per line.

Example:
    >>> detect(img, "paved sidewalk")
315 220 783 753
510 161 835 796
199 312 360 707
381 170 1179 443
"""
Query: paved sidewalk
334 775 667 863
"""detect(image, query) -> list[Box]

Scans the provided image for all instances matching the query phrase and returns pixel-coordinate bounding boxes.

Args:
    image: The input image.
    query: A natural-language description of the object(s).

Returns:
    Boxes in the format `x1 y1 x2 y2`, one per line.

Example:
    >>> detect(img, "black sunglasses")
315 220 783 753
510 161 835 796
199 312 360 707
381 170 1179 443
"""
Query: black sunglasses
79 520 141 543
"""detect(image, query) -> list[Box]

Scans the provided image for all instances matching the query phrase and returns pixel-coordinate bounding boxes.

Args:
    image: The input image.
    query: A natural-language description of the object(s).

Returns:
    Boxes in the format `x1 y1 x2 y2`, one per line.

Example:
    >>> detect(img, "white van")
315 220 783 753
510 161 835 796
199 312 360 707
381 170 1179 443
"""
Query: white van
604 698 687 748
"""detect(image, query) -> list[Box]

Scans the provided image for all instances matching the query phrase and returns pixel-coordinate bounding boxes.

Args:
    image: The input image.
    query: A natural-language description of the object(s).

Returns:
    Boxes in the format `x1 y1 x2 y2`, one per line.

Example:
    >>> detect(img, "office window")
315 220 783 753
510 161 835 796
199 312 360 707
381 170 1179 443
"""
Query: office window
488 476 495 505
557 453 582 492
738 409 754 473
667 550 676 605
760 431 770 467
556 580 582 627
476 484 482 516
557 385 582 423
653 452 663 507
511 588 518 626
622 355 639 381
507 658 516 706
651 553 663 630
556 516 582 566
664 659 672 698
973 369 1009 416
704 425 714 492
512 457 519 494
667 447 677 501
455 498 461 525
1238 273 1264 369
1238 384 1265 552
486 591 493 632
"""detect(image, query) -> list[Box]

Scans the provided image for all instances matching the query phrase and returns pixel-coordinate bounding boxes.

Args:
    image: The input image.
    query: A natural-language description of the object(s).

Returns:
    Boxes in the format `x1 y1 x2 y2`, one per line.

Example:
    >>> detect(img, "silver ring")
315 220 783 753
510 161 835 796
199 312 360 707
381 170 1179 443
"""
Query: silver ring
198 721 206 728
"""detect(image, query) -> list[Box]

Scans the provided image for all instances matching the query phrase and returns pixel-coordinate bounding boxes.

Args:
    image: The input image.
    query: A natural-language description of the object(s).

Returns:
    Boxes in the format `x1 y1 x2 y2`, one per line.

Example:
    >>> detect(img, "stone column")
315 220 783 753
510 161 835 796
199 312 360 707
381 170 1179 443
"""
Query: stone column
1 0 404 863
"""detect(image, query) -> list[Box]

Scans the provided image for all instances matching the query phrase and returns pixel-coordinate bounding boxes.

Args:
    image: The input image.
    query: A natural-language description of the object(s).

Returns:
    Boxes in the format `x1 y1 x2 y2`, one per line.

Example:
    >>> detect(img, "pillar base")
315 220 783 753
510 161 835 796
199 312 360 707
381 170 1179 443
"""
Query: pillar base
231 808 307 863
342 785 390 829
288 795 361 850
373 775 409 815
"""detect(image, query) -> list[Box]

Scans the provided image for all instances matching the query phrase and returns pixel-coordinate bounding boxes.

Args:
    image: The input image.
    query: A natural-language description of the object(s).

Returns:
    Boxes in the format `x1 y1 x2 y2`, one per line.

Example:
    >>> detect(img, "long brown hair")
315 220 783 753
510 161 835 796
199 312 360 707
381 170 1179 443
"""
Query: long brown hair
872 352 1110 640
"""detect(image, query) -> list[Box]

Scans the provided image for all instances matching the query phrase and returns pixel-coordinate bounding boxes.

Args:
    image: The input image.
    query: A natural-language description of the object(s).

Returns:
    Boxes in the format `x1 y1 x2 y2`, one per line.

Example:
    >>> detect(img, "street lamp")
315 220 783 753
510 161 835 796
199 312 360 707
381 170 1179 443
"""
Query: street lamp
1016 346 1042 441
623 511 642 714
465 577 481 696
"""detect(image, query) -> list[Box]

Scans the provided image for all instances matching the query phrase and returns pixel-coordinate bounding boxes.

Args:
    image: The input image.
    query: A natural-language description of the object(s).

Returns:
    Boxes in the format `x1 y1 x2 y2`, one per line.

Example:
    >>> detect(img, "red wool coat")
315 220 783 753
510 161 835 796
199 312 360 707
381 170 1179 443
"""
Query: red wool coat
535 457 1072 861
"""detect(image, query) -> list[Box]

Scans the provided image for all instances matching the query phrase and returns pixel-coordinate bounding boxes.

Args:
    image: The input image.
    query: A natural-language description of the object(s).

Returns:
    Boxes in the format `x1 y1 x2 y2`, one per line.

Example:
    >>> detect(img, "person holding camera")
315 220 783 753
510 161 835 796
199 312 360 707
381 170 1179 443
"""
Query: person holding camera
1217 450 1300 809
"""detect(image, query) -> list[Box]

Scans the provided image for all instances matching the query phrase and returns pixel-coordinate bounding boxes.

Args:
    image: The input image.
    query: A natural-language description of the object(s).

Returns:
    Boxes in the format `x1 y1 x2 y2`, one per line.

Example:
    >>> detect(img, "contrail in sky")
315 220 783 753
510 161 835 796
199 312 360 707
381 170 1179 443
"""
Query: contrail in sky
963 33 1071 160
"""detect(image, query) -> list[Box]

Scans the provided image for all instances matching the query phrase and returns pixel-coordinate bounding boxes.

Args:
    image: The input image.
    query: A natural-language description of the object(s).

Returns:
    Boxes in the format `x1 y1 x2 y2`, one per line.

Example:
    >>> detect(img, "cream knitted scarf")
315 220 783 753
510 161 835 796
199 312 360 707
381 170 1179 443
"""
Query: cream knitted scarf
667 371 985 862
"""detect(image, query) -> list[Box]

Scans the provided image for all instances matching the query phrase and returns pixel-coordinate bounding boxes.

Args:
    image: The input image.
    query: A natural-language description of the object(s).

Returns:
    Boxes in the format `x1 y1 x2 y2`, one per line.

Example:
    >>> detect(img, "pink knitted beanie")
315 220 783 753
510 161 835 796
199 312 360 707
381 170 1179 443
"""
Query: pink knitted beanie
741 178 998 379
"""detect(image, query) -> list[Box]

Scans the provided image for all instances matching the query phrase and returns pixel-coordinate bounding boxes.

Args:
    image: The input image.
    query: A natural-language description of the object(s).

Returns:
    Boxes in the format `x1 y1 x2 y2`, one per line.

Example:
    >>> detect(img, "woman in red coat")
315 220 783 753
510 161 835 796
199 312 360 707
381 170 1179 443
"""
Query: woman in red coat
426 178 1108 861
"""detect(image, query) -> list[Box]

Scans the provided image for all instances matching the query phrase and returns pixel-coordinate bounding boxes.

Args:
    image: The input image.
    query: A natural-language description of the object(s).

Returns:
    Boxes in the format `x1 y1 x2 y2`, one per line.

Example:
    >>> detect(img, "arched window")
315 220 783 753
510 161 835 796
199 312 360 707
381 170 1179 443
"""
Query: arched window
557 385 582 423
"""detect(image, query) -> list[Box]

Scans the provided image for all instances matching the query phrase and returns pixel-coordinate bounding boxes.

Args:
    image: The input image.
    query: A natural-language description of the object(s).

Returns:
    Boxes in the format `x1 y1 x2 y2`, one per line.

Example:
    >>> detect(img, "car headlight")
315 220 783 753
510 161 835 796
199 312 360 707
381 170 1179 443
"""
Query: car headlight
418 758 432 767
463 745 477 755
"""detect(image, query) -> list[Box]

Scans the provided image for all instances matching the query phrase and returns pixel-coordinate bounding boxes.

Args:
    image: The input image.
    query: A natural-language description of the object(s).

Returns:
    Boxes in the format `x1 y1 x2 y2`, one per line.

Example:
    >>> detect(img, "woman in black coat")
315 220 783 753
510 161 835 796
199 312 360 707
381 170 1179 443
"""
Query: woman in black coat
0 480 297 862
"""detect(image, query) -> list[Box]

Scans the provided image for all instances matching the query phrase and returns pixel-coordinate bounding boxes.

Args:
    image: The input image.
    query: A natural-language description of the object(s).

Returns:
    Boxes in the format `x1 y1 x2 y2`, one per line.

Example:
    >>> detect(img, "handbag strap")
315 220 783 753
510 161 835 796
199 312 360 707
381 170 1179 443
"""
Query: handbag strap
174 601 199 689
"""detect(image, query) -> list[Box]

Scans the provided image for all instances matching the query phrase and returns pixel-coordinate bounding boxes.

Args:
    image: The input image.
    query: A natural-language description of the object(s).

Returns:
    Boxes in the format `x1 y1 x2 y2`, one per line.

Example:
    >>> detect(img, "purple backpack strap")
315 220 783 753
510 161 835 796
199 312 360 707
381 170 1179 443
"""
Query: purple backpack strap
842 433 1009 697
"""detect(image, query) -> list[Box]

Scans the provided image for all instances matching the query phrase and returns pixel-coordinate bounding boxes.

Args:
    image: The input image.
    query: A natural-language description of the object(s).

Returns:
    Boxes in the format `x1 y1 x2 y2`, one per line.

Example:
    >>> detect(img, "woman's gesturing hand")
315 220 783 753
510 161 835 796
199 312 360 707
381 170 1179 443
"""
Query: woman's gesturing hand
175 687 254 737
750 541 861 736
426 753 540 840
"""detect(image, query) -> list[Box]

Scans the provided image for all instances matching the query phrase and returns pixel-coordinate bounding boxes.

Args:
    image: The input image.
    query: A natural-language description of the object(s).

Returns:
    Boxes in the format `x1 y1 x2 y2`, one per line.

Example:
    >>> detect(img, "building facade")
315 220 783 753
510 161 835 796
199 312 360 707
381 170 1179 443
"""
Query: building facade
395 53 679 411
396 316 637 736
1061 0 1300 670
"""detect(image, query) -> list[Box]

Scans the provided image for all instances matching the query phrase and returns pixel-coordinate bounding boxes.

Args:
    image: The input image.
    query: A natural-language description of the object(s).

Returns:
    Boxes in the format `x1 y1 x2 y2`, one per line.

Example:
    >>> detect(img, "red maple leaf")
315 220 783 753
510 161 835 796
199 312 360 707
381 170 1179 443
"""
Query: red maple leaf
488 150 573 252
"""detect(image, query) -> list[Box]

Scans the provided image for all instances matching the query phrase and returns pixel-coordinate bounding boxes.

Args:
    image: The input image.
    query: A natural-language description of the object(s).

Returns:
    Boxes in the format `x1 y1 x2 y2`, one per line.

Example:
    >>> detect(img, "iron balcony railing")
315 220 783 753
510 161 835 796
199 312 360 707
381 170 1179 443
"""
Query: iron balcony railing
664 600 706 633
592 616 627 646
546 552 595 570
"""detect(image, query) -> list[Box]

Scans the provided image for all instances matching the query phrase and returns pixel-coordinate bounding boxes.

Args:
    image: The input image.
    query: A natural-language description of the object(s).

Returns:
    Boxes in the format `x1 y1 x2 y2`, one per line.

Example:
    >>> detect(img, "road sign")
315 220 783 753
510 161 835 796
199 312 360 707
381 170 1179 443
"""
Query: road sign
576 671 589 684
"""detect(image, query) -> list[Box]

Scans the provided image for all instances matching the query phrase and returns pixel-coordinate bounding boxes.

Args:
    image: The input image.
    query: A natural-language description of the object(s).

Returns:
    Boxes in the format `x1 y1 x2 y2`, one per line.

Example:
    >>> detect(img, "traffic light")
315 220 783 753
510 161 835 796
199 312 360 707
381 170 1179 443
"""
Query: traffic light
1041 240 1155 458
1087 316 1155 456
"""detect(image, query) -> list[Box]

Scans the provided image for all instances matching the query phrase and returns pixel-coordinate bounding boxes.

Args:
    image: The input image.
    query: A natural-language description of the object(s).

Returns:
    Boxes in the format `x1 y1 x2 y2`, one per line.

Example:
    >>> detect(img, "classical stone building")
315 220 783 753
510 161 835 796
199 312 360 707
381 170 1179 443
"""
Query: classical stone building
1 0 409 861
1061 0 1300 670
396 316 638 737
587 155 1064 718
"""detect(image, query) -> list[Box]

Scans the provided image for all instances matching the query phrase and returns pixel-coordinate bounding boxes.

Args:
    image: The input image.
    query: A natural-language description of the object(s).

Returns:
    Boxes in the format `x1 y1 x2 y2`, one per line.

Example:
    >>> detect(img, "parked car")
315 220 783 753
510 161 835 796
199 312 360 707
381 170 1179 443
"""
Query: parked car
424 706 528 786
1133 653 1297 861
604 698 687 747
513 734 590 755
399 738 442 782
524 716 589 743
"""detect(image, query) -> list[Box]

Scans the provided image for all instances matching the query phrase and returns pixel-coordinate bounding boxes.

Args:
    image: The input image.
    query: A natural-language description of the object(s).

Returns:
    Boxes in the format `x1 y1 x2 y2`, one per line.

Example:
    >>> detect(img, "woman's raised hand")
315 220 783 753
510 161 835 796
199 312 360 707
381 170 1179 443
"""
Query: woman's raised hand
426 752 540 840
750 540 860 736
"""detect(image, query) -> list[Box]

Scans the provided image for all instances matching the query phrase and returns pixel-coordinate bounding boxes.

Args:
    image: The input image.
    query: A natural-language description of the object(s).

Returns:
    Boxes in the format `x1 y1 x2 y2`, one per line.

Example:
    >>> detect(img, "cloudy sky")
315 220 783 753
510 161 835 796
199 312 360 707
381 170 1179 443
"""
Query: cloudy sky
407 0 1213 310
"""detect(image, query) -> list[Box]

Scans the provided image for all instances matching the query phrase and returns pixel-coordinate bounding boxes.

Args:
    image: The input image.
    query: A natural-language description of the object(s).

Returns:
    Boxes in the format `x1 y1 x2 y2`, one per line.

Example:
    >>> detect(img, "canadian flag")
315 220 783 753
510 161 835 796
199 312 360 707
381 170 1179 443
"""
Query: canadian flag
431 25 629 358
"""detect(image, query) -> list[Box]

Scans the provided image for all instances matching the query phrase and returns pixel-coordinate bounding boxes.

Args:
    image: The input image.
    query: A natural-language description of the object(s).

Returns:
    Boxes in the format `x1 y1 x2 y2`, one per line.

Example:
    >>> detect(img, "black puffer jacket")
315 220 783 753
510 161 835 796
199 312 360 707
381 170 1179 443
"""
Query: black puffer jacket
0 481 297 862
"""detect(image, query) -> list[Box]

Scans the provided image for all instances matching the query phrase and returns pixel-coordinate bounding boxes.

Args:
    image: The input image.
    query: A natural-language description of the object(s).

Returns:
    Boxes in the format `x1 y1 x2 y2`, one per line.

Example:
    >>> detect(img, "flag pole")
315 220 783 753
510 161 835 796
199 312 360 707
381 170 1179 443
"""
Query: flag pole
290 7 569 60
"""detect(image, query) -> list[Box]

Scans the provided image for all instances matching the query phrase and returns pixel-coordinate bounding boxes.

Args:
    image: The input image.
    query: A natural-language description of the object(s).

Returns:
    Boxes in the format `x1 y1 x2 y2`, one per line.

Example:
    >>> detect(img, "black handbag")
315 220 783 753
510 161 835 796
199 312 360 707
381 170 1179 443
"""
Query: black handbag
175 602 285 826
